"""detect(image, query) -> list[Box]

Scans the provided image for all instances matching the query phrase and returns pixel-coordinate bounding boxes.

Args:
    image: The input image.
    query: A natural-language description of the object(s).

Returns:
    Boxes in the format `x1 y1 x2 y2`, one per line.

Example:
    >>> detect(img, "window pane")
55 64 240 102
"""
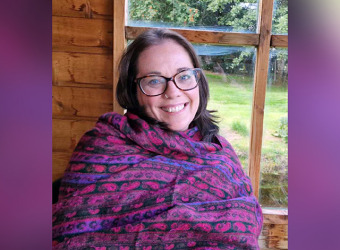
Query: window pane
259 48 288 207
199 44 256 173
128 0 259 33
272 0 288 35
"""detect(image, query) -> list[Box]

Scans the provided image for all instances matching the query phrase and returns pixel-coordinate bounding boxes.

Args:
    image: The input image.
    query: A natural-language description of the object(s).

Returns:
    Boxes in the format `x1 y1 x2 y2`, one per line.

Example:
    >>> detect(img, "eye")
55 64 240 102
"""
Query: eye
179 74 191 81
143 77 165 88
147 78 161 85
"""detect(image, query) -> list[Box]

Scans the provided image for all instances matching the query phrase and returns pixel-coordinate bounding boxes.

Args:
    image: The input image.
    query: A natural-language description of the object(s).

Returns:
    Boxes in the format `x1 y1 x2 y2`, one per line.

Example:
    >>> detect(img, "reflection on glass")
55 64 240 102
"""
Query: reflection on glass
128 0 259 33
259 48 288 207
195 44 256 172
272 0 288 35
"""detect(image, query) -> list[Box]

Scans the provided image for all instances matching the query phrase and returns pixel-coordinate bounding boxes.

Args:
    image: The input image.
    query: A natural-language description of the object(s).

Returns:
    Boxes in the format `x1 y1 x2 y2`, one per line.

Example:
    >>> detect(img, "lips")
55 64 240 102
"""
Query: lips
161 103 186 113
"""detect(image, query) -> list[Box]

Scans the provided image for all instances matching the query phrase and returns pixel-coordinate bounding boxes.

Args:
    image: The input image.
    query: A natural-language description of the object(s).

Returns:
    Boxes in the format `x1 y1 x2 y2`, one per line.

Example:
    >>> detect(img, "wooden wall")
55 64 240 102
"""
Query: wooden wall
52 0 114 181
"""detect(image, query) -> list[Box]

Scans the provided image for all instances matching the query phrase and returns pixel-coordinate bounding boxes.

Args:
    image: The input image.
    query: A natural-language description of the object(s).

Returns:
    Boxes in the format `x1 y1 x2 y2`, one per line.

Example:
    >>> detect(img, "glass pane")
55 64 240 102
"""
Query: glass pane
259 48 288 207
128 0 259 33
198 44 256 173
272 0 288 35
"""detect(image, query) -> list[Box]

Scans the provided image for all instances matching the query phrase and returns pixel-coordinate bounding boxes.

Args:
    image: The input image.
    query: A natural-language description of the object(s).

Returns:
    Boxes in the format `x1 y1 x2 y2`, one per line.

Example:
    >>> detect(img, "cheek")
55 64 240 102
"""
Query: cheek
136 88 144 106
137 89 158 114
137 88 152 109
191 89 200 111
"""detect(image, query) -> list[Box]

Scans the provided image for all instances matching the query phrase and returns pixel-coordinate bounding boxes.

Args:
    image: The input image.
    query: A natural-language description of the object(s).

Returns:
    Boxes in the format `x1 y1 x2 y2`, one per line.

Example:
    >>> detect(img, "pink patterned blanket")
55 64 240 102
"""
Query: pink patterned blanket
53 112 263 249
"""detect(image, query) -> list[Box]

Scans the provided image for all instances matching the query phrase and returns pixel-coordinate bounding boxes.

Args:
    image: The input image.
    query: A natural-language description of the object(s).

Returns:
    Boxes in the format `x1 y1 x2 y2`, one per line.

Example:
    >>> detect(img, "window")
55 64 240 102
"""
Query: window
272 0 288 35
199 44 256 173
127 0 259 33
114 0 288 210
260 48 288 207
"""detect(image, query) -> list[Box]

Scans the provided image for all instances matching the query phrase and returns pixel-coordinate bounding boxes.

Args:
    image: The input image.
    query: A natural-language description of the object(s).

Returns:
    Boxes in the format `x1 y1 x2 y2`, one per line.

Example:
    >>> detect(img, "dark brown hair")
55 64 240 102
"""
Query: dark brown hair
116 28 219 142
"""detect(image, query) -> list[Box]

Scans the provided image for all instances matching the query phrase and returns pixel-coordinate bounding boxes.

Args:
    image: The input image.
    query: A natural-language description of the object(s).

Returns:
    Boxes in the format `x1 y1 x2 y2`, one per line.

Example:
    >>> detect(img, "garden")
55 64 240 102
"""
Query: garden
206 71 288 207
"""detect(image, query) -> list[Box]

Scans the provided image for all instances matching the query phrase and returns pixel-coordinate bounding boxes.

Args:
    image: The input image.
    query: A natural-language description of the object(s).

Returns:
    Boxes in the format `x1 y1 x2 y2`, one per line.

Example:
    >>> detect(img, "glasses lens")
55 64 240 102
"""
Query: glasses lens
140 76 166 96
175 69 198 90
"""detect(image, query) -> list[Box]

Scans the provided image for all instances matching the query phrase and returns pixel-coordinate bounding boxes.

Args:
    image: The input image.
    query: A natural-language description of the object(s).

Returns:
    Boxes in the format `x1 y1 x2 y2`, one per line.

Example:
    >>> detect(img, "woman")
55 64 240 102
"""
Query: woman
53 29 263 249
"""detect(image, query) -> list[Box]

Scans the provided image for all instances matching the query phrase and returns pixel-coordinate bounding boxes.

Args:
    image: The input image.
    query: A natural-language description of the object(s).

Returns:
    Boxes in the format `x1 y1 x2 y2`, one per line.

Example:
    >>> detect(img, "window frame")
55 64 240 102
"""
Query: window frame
113 0 288 218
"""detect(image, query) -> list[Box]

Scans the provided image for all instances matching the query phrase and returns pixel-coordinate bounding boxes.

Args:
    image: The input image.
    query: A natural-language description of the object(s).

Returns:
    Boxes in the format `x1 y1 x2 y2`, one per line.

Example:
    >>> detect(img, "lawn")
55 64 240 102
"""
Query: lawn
206 72 288 207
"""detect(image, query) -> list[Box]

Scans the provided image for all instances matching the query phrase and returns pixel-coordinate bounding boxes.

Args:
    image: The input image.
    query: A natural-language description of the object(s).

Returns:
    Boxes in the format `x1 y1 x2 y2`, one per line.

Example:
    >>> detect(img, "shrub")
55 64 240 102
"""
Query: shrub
231 120 248 136
272 116 288 143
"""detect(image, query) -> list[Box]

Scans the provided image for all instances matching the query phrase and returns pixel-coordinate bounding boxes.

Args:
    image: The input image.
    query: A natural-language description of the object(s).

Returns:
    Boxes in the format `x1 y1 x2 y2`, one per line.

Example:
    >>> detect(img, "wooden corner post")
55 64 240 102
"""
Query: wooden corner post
248 0 274 198
113 0 127 114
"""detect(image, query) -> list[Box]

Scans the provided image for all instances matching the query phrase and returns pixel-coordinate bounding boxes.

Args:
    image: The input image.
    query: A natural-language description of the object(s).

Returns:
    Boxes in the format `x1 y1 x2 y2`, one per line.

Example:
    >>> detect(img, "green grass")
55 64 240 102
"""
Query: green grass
231 121 249 136
206 72 288 183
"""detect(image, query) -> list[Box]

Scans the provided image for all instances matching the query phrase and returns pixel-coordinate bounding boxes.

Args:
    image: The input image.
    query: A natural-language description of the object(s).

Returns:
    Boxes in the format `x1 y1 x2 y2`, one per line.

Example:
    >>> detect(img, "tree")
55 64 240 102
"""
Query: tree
128 0 288 81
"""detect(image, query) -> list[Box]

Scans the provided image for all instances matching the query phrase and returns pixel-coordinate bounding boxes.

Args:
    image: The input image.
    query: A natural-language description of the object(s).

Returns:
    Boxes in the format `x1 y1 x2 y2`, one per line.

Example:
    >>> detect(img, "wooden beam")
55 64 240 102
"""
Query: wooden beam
248 0 275 198
113 0 126 114
125 26 260 46
271 35 288 48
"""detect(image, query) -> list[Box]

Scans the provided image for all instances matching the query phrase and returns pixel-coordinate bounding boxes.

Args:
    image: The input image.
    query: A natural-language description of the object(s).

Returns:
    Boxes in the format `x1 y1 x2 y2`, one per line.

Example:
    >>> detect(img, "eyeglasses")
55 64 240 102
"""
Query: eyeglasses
135 68 202 96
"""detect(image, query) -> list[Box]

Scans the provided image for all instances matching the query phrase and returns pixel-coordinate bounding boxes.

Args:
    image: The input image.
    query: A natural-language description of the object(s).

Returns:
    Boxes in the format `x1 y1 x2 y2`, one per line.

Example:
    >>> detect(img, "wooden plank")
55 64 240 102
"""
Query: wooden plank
259 224 288 249
53 51 113 86
271 35 288 48
53 16 112 49
53 45 111 54
113 0 126 114
53 0 112 19
263 208 288 225
248 0 275 198
53 151 72 181
125 26 260 46
52 86 113 118
53 119 96 152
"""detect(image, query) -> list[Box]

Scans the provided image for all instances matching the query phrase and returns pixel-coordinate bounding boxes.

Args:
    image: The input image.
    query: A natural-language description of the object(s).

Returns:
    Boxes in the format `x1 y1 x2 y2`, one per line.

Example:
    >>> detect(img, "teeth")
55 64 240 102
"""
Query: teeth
162 104 185 113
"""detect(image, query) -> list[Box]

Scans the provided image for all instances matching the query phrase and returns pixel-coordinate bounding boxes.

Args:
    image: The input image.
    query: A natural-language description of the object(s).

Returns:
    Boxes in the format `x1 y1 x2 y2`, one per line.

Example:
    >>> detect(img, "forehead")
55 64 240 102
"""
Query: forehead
137 40 193 75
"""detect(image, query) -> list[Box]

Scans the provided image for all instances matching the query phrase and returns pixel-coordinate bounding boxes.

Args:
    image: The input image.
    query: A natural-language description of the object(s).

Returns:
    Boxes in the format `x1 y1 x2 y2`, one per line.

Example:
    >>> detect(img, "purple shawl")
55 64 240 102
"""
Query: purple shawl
53 112 263 249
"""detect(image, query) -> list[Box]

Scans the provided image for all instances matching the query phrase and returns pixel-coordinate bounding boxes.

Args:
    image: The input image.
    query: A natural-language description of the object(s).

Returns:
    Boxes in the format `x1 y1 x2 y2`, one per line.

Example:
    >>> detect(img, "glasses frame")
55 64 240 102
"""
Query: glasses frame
135 68 202 97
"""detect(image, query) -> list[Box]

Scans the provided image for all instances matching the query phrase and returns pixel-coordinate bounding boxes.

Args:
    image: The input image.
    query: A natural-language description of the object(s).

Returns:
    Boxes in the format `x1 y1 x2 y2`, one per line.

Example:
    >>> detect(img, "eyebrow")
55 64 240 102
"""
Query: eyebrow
145 71 162 75
177 67 190 72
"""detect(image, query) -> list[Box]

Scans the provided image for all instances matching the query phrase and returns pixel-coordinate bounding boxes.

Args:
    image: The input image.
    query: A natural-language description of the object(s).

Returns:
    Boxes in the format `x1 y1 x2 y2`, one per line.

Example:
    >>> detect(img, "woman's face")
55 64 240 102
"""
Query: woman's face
136 40 200 132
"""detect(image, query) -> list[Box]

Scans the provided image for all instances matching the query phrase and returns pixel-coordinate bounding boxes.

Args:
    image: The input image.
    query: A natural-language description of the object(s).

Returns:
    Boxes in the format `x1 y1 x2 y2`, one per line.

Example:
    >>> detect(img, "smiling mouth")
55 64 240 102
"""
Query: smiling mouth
161 103 186 113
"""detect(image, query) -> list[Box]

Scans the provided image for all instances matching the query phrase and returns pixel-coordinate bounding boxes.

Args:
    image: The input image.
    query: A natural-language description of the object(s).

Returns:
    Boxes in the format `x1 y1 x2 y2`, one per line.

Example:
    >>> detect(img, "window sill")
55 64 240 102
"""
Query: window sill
262 208 288 225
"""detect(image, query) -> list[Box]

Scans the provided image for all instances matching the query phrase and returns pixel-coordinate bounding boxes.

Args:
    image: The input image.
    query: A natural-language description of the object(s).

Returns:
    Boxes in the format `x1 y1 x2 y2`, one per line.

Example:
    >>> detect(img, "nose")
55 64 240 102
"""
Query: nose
163 79 181 99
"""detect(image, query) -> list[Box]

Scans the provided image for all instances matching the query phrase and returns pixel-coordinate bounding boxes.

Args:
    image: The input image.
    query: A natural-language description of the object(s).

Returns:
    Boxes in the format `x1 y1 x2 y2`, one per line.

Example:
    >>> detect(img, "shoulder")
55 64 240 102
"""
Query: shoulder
97 112 126 125
215 135 232 148
75 112 126 147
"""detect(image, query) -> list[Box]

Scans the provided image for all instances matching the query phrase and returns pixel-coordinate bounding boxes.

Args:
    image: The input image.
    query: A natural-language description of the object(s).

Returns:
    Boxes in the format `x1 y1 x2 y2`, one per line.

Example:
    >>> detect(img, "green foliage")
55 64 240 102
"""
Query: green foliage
128 0 288 79
129 0 261 31
231 120 249 136
230 50 254 72
129 0 201 26
272 0 288 34
199 48 256 76
268 48 288 87
272 116 288 143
